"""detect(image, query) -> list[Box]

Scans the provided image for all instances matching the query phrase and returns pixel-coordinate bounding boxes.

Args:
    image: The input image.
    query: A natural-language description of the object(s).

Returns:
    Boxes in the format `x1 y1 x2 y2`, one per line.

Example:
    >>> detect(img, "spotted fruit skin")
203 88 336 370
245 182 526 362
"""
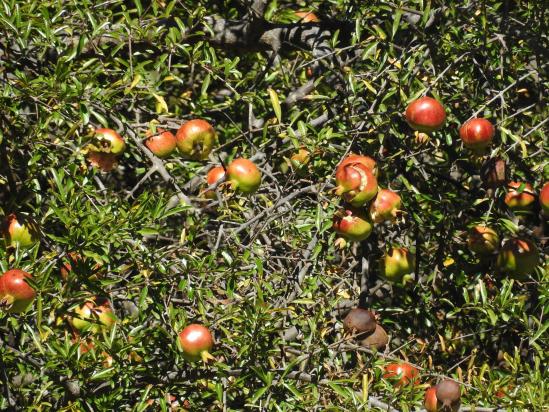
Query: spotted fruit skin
504 182 535 212
226 158 262 194
380 248 415 283
467 226 499 255
424 387 438 412
459 118 495 152
383 363 419 386
0 269 36 313
370 189 401 223
95 128 126 155
335 163 378 207
2 213 40 249
332 208 373 242
145 129 177 158
496 238 539 280
176 119 217 160
70 300 116 334
178 324 214 362
539 182 549 216
405 97 446 133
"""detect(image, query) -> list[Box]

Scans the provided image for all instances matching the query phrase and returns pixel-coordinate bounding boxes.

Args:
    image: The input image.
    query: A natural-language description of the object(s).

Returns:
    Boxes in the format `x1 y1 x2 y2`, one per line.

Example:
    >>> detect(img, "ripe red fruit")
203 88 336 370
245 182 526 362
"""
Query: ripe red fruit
178 324 214 362
332 208 373 242
94 128 126 155
380 248 415 283
504 182 535 212
87 151 118 172
335 162 378 207
226 158 262 194
70 300 116 333
496 238 539 280
405 96 446 133
295 10 319 22
336 154 377 176
176 119 217 160
539 182 549 216
424 386 438 412
0 269 36 313
467 226 499 255
436 380 461 412
1 213 40 249
145 129 177 158
369 189 401 223
383 363 419 386
343 308 376 338
459 118 495 153
204 166 226 199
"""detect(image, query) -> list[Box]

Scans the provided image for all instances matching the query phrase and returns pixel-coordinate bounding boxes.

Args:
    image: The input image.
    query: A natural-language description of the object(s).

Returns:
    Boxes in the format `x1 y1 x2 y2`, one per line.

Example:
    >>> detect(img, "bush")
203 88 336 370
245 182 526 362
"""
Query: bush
0 1 547 410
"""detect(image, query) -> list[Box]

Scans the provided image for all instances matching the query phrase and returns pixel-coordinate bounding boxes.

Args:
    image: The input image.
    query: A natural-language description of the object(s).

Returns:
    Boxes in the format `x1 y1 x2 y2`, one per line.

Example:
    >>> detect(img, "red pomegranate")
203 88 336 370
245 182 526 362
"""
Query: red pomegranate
459 118 495 153
336 154 377 176
335 162 378 207
369 189 401 223
178 324 214 362
424 386 438 412
0 269 36 313
204 166 227 199
332 208 373 242
145 129 177 158
504 182 535 212
94 128 126 155
405 96 446 133
176 119 217 160
467 225 499 255
383 363 419 386
226 158 262 194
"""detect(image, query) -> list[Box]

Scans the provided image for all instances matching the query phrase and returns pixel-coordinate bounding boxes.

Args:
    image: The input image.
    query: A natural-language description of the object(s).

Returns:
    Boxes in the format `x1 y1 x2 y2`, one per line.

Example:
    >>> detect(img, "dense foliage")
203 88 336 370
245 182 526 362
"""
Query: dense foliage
0 0 547 410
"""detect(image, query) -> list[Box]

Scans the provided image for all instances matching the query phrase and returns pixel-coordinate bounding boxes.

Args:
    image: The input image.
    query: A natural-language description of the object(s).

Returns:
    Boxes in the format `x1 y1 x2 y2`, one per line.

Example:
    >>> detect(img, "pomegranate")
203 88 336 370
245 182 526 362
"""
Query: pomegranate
226 158 262 194
467 225 499 255
0 269 36 313
369 189 401 223
336 153 377 176
342 308 376 339
360 324 389 350
87 151 118 172
436 380 461 412
145 129 177 158
459 118 495 153
480 157 507 188
94 128 126 155
335 162 378 207
70 300 116 333
383 363 419 386
1 213 40 249
380 248 415 283
496 238 539 280
176 119 217 160
295 10 319 22
504 182 535 212
178 324 214 362
424 386 438 412
405 96 446 133
204 166 227 199
332 208 373 242
539 182 549 216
